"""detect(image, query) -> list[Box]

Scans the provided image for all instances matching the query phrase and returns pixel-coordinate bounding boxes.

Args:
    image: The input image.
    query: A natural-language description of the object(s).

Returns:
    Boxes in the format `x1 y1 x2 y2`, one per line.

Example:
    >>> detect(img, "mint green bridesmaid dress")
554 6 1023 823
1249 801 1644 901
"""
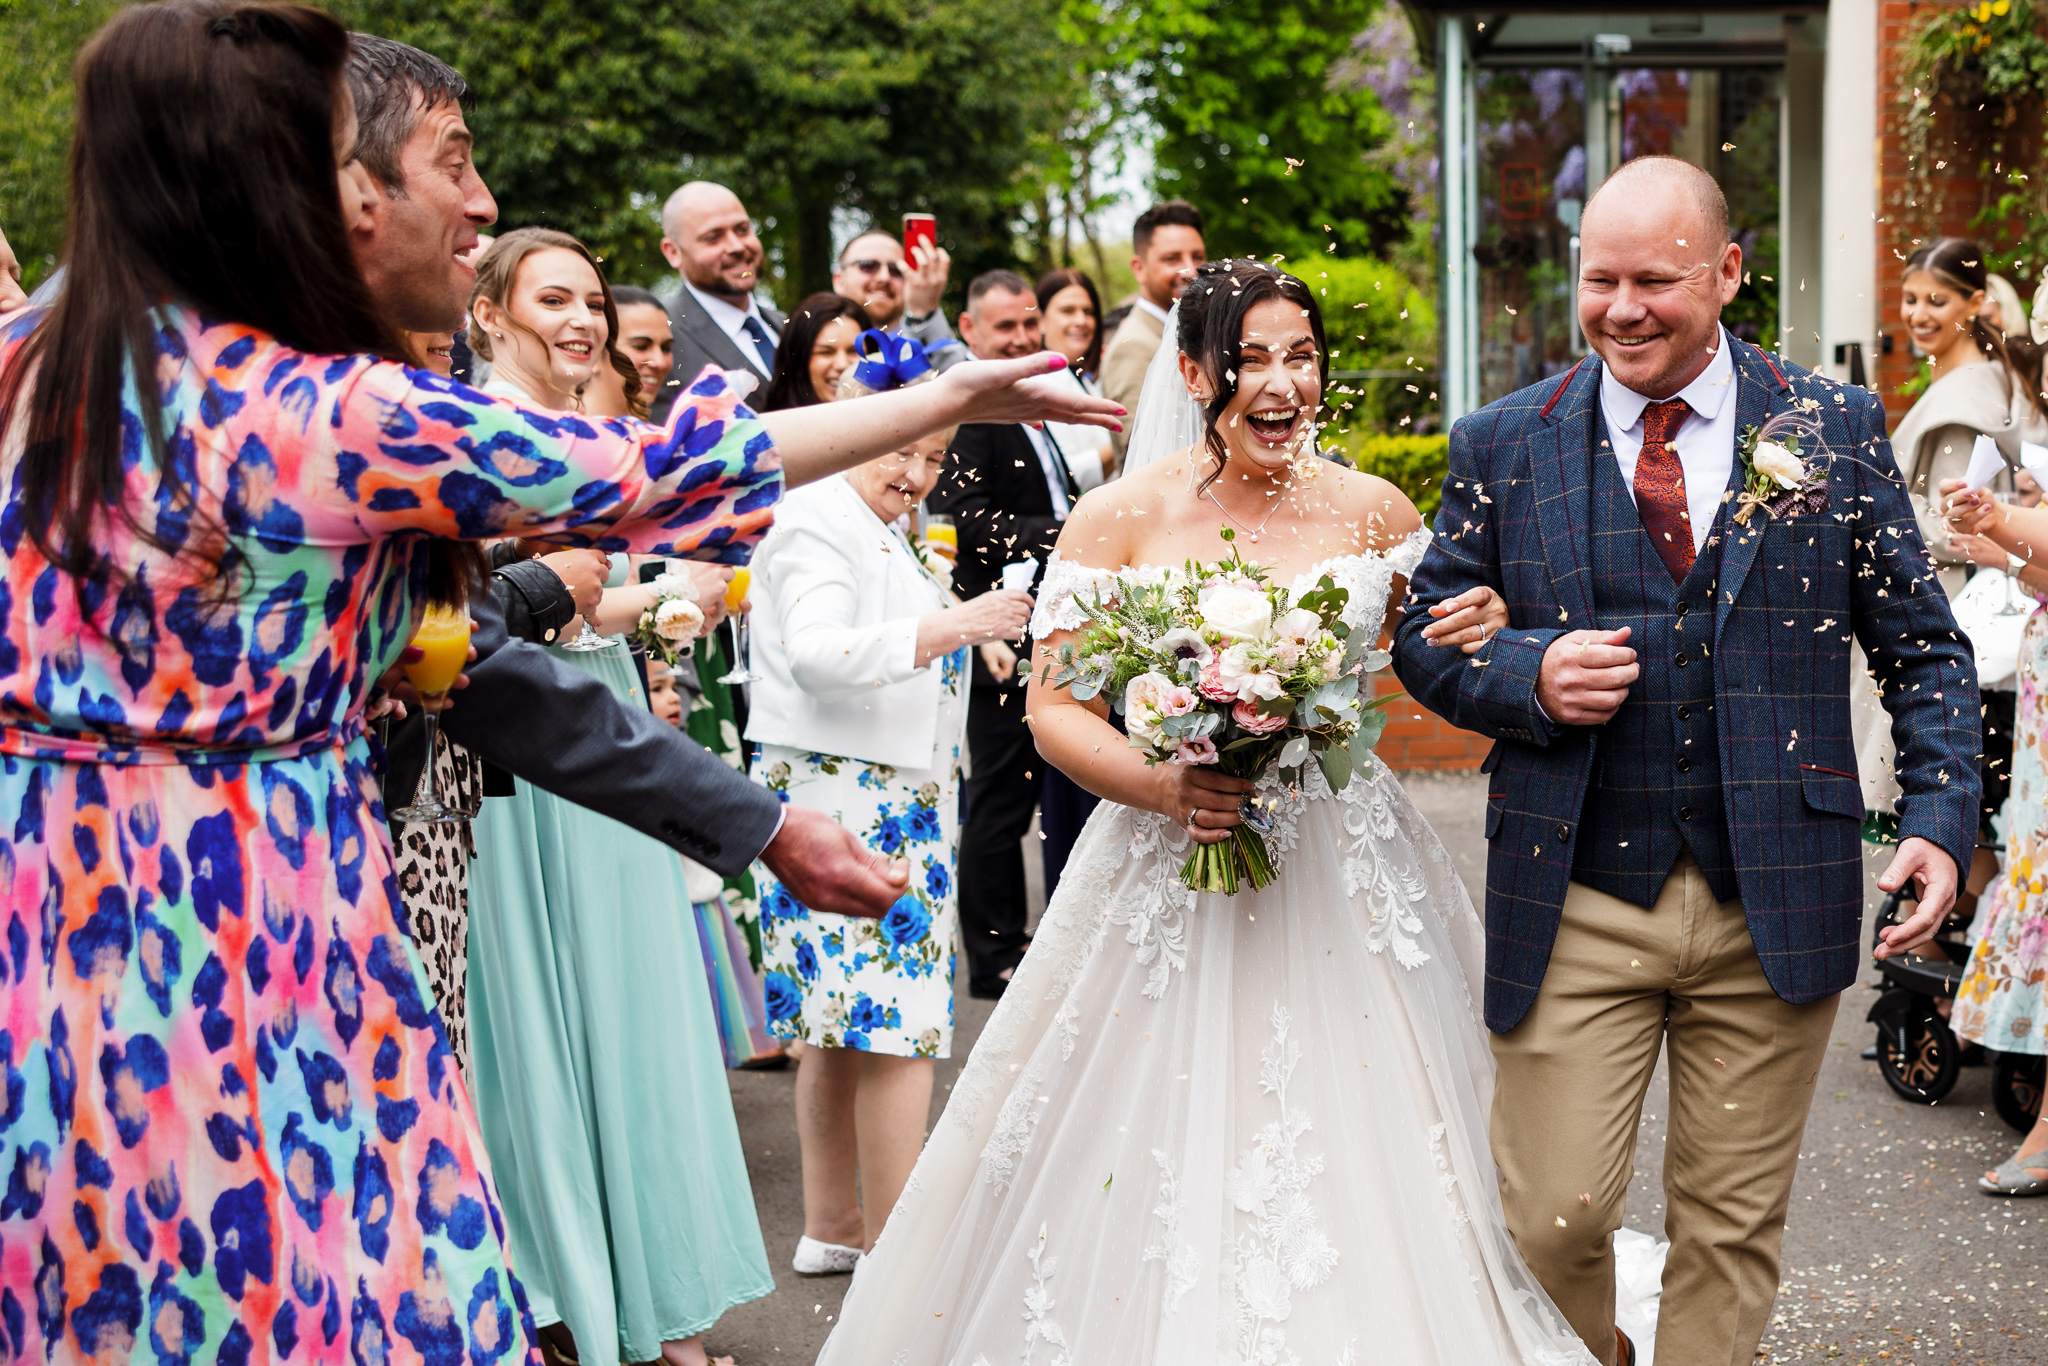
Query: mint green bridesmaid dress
466 555 773 1360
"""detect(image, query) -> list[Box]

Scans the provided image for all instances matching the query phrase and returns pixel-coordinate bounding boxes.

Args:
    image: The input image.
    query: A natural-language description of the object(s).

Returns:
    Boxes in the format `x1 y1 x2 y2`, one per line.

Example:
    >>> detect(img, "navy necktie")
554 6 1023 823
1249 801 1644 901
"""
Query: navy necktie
740 315 778 376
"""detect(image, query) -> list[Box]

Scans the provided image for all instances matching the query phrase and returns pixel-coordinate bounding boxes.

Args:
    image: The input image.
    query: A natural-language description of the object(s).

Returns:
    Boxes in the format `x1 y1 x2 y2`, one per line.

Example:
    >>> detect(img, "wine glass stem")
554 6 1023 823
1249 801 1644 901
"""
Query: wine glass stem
418 709 443 811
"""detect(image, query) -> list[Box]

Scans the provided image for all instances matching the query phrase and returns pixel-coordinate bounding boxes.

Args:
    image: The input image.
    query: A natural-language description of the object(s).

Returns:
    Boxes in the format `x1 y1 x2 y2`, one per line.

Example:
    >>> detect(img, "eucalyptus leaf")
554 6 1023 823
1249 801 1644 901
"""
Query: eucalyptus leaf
1318 742 1353 792
1278 734 1311 768
1353 707 1389 754
1072 681 1100 701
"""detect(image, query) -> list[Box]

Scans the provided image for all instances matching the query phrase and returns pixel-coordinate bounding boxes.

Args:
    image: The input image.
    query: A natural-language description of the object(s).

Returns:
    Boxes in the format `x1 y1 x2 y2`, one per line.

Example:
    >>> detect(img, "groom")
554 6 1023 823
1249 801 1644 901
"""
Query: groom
1393 156 1980 1366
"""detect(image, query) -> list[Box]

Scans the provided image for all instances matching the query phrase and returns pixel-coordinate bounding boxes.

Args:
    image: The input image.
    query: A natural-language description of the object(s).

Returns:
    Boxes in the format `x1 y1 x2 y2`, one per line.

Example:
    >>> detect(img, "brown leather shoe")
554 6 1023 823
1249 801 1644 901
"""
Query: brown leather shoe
1614 1327 1636 1366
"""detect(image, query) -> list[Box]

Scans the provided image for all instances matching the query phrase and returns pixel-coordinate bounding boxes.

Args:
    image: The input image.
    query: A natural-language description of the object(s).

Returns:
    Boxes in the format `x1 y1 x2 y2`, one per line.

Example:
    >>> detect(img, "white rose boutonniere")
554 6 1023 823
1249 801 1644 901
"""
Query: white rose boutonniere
1733 412 1829 526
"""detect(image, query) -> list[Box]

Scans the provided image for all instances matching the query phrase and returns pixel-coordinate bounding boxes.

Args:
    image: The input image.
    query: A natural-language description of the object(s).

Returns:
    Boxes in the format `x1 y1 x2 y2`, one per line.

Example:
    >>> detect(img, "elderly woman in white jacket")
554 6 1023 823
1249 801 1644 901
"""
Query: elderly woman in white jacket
747 427 1032 1274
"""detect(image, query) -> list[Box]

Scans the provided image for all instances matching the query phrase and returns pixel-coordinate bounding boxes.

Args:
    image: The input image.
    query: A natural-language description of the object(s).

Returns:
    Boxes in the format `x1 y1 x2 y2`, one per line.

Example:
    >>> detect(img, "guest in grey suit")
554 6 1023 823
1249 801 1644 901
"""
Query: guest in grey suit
654 180 787 419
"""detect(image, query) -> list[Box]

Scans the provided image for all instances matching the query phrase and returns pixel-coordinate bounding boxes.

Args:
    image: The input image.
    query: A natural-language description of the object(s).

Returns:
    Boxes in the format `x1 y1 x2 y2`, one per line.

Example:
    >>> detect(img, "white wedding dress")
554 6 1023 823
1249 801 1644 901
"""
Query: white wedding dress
814 535 1603 1366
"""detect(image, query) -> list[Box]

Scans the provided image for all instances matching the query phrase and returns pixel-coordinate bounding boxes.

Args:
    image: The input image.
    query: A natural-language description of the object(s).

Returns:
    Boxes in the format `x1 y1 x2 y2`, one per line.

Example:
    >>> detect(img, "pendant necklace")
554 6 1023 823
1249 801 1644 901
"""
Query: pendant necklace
1205 480 1291 543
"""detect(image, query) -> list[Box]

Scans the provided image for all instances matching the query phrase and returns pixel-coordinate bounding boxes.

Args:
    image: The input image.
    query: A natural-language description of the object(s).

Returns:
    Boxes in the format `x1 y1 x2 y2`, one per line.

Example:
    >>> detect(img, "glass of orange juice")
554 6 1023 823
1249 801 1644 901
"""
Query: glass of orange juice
724 566 751 614
922 514 958 563
391 604 473 825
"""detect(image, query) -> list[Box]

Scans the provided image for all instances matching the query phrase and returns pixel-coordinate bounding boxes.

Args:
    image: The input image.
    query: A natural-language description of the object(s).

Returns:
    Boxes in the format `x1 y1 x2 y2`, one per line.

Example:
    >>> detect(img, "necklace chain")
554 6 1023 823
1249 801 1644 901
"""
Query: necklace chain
1204 480 1292 543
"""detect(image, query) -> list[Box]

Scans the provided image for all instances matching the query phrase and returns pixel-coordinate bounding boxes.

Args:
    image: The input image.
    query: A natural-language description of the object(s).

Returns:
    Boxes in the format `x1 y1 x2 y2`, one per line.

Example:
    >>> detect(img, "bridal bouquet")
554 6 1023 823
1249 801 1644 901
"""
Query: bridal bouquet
1042 529 1398 894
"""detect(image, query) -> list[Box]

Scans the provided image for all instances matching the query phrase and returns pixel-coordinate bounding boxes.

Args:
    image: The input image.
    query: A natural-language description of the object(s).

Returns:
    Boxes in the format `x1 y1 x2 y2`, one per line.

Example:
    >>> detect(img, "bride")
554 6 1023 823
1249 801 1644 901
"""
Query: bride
816 261 1601 1365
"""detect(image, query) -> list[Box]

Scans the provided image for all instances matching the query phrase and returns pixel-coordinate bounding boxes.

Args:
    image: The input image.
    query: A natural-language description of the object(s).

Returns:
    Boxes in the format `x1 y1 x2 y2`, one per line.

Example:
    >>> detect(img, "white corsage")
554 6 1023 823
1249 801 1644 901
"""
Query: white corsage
633 573 707 663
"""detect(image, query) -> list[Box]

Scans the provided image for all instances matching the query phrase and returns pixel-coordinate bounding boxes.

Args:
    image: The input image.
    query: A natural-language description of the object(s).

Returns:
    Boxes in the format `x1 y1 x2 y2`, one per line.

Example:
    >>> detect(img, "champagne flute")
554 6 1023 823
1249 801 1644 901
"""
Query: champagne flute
716 566 759 686
558 611 619 652
391 605 473 825
1994 491 2029 617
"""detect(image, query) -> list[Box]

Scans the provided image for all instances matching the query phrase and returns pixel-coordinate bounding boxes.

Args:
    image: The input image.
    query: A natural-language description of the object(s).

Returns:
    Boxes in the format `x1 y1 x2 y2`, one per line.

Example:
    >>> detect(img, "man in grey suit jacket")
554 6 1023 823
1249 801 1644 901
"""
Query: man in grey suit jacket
653 181 787 420
346 35 905 915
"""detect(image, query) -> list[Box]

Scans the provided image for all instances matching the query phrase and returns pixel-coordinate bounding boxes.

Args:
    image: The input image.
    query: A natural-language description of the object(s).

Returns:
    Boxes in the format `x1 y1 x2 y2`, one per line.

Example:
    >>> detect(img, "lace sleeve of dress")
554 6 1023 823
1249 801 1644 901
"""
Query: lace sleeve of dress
1030 553 1120 638
1384 528 1434 580
310 357 781 563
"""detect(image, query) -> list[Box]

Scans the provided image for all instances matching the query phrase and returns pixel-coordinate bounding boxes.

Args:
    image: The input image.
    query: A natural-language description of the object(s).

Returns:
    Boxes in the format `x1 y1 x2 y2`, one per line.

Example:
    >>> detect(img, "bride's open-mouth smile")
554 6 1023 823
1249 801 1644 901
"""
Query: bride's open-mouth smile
1245 406 1302 445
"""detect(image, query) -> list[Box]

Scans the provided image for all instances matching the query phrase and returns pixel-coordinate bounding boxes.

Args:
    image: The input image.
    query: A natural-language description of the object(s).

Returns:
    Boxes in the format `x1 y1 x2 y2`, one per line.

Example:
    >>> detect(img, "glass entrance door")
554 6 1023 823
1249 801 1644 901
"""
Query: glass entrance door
1469 63 1784 408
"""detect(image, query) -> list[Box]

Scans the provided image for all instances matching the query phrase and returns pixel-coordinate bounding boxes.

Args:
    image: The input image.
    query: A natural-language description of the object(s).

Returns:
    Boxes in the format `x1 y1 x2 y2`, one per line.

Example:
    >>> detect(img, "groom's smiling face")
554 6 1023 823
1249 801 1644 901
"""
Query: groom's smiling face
1577 162 1744 401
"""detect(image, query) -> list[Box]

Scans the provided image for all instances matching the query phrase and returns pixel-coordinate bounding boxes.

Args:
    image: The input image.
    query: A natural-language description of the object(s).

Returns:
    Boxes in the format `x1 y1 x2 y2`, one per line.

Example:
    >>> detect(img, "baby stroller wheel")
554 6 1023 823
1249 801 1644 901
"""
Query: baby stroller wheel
1868 988 1961 1104
1992 1051 2047 1134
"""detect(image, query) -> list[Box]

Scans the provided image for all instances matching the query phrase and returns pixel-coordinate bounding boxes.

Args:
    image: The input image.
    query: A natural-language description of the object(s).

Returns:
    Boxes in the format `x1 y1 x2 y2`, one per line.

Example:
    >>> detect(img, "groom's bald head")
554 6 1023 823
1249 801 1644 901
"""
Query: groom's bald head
1577 156 1744 401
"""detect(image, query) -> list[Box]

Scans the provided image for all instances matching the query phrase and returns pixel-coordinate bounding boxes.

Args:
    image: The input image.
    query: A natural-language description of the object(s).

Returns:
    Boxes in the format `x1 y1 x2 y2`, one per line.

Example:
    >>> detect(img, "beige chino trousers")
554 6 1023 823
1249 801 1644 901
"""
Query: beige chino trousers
1489 854 1839 1366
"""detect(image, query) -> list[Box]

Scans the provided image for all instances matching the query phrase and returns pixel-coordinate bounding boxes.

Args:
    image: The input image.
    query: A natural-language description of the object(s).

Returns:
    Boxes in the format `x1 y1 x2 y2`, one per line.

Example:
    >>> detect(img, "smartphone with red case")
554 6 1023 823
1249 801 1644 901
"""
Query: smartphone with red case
903 213 937 264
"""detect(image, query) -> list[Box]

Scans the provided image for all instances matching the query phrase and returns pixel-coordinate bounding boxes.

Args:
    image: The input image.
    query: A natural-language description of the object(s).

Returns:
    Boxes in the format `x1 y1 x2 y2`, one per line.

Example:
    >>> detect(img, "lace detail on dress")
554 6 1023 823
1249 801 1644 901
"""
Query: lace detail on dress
1108 814 1196 999
1142 1150 1197 1313
1030 557 1121 637
1225 1005 1340 1364
1332 765 1432 970
1027 530 1433 641
1427 1123 1472 1231
1022 1224 1074 1366
980 1062 1046 1193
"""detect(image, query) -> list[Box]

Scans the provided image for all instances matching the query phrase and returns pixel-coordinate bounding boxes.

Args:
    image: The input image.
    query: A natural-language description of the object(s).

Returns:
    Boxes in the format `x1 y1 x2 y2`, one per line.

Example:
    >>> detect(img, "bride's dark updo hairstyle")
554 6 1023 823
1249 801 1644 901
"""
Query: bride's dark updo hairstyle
1175 259 1328 493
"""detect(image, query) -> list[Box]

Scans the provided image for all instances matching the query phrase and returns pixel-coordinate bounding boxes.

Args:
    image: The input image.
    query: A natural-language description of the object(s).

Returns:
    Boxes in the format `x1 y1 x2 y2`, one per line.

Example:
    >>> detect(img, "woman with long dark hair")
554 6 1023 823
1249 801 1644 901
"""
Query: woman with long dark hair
757 291 875 411
0 2 1115 1353
1035 266 1114 490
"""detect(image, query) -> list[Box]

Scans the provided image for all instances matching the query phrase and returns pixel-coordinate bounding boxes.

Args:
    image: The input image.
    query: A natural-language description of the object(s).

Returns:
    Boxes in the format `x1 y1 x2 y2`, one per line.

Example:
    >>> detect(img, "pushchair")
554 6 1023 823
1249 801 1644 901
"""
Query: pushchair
1866 889 2046 1133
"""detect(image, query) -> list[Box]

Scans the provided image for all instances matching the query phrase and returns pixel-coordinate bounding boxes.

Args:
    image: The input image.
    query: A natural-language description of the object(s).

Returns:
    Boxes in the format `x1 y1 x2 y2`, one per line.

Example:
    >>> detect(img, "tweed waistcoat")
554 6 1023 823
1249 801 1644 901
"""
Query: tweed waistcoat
1571 437 1739 906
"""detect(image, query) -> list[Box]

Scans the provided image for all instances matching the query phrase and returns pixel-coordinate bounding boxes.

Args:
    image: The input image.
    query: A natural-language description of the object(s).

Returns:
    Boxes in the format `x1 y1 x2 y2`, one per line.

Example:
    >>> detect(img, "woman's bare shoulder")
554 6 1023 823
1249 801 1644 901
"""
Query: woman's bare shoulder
1306 462 1422 552
1055 453 1194 569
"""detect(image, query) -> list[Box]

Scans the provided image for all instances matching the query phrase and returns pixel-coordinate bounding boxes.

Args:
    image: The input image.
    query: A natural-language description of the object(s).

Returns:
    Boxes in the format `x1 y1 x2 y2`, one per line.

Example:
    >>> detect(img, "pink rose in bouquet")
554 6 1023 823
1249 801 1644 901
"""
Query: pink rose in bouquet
1172 736 1220 765
1231 699 1289 735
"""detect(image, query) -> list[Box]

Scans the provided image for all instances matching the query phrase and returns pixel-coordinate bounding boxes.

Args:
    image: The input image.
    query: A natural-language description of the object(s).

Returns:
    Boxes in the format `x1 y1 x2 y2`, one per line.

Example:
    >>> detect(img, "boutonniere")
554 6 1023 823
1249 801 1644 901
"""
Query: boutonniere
1733 410 1829 525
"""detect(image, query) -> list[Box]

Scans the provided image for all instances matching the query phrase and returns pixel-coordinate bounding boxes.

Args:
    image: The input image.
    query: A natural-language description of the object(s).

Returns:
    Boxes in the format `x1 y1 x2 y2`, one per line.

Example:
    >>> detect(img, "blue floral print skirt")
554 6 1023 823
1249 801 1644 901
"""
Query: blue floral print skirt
754 741 963 1059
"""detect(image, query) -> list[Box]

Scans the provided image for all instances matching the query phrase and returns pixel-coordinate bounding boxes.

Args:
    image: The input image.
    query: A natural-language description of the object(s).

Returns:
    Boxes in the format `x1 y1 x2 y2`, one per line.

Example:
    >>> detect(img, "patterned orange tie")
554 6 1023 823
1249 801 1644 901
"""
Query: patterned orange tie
1633 397 1694 583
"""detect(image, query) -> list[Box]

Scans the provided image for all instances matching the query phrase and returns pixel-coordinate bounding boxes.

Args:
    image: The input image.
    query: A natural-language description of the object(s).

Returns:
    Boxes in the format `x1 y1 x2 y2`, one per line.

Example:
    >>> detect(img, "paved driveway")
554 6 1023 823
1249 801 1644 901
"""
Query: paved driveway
708 773 2040 1364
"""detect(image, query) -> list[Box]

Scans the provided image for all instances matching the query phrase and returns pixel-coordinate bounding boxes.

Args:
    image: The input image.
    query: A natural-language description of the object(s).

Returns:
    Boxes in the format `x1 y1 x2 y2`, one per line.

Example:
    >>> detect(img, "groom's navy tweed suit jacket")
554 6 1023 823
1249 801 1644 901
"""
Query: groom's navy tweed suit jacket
1392 340 1981 1033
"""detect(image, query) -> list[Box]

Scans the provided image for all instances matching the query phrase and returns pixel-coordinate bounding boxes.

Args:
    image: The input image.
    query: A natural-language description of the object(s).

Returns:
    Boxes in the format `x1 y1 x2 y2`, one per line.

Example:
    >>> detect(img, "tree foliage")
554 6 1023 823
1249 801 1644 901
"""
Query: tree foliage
1126 0 1408 265
335 0 1075 301
0 0 124 289
2 0 1079 304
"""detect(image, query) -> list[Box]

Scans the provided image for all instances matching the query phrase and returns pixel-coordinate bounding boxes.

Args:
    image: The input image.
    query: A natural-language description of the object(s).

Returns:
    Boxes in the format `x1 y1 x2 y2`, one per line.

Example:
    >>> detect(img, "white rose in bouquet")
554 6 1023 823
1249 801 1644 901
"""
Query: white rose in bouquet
1199 580 1273 642
1124 671 1181 747
1751 441 1807 489
652 596 705 643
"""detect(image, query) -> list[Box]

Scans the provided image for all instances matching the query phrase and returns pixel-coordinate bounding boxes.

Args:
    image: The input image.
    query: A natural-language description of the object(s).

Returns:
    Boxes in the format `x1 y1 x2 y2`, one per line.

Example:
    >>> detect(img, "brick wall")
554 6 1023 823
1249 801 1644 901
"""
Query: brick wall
1874 0 2044 423
1372 674 1493 771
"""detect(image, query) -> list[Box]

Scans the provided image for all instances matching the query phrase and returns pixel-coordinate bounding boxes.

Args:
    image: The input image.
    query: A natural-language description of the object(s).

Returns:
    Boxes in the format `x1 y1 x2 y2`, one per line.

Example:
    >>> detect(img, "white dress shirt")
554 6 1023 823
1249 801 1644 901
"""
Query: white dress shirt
1599 326 1738 555
682 278 781 363
1133 295 1172 329
1045 367 1111 492
1023 423 1076 518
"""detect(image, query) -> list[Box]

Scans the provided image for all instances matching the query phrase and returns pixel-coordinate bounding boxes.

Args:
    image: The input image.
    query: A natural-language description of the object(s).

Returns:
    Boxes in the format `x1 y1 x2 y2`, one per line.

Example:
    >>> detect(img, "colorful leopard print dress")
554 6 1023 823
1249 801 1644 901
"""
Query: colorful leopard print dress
0 303 776 1363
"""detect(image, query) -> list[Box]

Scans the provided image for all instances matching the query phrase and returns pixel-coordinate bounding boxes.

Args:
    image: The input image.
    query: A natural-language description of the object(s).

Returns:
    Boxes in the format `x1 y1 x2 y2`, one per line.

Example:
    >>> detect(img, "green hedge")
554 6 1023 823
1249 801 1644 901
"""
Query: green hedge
1329 432 1452 521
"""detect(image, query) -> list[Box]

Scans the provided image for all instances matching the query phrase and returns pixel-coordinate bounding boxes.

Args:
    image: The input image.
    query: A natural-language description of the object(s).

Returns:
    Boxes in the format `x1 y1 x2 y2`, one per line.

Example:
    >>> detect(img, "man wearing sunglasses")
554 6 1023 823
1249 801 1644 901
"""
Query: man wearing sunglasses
833 229 966 370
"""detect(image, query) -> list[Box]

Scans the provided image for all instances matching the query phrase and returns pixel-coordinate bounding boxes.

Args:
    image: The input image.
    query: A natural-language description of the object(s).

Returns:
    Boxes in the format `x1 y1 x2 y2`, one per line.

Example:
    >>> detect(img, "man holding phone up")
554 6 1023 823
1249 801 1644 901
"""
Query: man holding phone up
832 214 967 371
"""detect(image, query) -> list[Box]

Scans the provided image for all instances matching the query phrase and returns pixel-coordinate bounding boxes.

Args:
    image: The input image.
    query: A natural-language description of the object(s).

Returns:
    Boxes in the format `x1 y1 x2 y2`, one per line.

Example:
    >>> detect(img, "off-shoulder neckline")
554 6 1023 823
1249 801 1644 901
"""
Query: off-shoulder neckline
1041 528 1431 583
